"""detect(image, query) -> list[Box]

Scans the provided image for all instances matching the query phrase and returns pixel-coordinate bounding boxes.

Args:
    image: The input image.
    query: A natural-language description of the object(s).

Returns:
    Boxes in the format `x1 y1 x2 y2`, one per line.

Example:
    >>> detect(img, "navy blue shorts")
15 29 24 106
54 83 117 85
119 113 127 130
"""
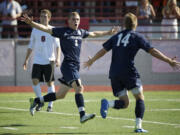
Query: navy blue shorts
110 76 142 97
60 62 80 84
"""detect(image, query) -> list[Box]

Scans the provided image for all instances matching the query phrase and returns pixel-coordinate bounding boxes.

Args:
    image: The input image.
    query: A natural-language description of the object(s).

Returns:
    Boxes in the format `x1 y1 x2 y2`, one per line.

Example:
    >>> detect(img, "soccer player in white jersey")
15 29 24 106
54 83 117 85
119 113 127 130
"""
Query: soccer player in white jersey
23 9 61 112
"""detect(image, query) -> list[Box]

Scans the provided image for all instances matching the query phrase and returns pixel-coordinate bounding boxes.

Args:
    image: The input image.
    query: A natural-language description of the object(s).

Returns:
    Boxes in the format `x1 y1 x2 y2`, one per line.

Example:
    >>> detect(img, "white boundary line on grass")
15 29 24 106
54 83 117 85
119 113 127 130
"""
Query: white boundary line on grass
3 127 18 130
1 98 180 103
0 106 180 128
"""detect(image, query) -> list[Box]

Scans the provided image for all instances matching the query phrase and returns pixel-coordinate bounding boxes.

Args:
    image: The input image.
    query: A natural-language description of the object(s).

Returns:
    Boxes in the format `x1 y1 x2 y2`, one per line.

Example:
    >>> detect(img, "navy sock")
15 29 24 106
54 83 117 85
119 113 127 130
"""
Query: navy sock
35 97 40 104
44 93 56 102
135 99 145 119
75 93 85 118
114 100 125 109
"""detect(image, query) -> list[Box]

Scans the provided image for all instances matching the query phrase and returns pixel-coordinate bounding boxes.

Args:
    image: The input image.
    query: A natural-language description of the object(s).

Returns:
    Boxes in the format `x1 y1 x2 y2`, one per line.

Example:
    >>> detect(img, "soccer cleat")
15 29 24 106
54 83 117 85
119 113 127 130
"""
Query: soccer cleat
80 113 96 123
134 128 148 133
35 103 44 111
29 98 37 116
47 106 53 112
100 98 109 119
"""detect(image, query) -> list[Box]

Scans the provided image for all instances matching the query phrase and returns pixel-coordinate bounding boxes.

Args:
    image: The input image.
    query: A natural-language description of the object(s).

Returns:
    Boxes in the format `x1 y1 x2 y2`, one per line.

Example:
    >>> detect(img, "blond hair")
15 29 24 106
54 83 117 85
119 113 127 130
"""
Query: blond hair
167 0 177 6
68 12 80 19
123 13 137 30
41 9 52 19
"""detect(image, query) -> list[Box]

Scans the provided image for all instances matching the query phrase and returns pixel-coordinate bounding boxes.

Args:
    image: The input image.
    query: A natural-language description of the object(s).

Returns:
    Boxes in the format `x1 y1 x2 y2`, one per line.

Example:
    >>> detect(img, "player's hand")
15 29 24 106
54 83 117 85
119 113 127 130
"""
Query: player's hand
20 14 33 25
109 26 120 35
83 56 94 69
55 59 60 67
23 61 28 70
169 56 180 70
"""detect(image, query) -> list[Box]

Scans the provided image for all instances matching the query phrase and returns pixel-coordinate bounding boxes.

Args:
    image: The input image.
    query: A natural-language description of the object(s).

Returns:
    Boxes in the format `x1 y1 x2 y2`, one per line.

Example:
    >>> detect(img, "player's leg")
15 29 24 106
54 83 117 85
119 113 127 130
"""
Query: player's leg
44 64 56 112
100 77 128 119
131 83 148 133
71 79 95 123
46 81 55 112
32 64 42 98
31 64 44 112
29 80 71 116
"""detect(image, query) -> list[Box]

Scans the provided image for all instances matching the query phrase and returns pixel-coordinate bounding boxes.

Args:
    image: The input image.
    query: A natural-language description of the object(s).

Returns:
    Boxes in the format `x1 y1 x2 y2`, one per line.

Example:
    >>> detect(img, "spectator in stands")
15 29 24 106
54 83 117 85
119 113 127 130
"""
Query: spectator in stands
136 0 156 39
151 0 166 18
84 12 180 133
21 11 119 123
0 0 22 38
85 1 98 24
161 0 180 39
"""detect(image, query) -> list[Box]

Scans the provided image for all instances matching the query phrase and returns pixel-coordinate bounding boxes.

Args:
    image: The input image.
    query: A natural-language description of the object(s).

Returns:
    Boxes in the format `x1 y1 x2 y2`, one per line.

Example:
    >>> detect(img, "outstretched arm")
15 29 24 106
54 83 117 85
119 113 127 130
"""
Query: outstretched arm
84 48 107 69
149 48 180 70
21 14 53 34
88 26 119 38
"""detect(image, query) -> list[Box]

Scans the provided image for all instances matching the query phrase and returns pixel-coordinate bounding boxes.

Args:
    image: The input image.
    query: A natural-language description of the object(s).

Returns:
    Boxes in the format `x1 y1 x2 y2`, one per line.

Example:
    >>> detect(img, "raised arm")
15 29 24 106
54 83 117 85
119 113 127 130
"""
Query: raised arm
84 48 107 69
88 26 119 38
149 48 180 70
21 14 53 34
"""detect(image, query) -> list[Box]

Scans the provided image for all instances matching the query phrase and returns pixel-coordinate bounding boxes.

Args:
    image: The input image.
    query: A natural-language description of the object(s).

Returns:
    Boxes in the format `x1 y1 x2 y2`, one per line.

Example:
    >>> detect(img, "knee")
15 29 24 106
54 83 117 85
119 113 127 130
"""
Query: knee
75 85 84 94
71 80 84 94
56 94 66 99
47 81 54 87
123 99 129 108
32 79 39 85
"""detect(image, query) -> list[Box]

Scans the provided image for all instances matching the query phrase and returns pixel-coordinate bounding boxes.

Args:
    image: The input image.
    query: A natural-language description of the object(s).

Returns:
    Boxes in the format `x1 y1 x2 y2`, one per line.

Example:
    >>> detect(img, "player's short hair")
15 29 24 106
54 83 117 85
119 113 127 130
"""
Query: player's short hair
167 0 177 6
123 13 137 30
68 12 80 19
41 9 52 19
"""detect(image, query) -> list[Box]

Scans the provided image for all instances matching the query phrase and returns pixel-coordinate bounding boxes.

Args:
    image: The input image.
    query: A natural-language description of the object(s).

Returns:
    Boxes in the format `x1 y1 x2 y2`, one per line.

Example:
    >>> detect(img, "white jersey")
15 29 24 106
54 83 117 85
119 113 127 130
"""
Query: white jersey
29 25 60 65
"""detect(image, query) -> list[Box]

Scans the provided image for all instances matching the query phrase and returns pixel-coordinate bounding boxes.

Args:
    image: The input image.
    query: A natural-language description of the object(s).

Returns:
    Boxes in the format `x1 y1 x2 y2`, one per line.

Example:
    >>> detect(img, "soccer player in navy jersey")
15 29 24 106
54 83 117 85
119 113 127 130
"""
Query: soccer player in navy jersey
21 12 119 123
84 13 180 132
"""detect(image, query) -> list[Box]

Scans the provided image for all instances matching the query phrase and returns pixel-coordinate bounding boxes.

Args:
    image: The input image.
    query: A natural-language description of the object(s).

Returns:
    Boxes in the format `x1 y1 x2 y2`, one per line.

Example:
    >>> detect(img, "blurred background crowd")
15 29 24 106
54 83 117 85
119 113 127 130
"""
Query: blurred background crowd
0 0 180 39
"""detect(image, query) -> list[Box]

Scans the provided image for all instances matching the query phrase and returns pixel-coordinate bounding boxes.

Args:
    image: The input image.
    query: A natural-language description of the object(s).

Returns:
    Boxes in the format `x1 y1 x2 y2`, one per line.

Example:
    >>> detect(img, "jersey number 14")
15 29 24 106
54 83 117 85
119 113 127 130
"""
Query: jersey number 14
116 33 131 47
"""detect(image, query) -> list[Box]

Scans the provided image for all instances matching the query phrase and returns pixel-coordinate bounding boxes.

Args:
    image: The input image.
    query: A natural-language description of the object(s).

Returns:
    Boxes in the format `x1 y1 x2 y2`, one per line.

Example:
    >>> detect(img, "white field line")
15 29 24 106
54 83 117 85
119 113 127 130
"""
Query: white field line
3 127 18 130
60 126 79 129
149 109 180 111
1 98 180 103
0 106 180 127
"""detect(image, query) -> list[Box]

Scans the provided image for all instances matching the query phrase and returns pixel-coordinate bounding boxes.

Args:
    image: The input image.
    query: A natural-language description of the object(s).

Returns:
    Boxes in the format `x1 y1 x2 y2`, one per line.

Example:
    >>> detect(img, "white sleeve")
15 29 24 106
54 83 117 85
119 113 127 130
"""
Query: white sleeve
28 29 35 49
16 2 22 14
54 37 60 48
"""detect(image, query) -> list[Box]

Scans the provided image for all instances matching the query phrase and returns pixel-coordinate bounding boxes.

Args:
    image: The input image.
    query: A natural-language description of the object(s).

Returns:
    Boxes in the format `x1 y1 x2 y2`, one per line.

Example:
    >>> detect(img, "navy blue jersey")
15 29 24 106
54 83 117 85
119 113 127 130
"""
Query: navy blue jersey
103 29 153 78
52 27 89 64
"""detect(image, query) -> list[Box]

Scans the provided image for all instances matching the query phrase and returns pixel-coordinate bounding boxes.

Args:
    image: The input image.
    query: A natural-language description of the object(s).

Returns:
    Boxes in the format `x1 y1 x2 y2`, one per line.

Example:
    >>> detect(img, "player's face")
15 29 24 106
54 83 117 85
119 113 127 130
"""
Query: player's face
68 15 80 30
40 13 50 25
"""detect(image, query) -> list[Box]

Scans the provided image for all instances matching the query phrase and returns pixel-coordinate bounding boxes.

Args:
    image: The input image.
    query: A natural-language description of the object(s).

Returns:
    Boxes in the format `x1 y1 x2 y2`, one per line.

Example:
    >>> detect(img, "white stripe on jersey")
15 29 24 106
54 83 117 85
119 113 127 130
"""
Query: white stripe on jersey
29 25 60 65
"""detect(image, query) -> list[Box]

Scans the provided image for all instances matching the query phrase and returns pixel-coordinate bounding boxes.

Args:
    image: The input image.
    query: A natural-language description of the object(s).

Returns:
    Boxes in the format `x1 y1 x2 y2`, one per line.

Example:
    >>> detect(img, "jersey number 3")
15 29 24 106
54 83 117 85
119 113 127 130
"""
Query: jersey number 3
116 33 131 47
41 36 46 42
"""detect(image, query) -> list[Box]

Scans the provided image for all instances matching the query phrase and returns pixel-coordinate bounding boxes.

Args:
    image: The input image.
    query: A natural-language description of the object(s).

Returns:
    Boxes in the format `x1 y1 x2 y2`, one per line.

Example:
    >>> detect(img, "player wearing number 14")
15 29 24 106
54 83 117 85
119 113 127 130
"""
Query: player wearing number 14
84 13 180 133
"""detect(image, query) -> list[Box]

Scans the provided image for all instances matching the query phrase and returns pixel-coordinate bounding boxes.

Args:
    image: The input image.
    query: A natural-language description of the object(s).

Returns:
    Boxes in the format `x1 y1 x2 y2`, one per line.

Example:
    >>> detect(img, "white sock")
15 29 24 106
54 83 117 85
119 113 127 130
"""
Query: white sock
108 100 115 108
32 84 41 97
40 96 44 103
47 85 55 107
135 118 142 129
78 106 85 112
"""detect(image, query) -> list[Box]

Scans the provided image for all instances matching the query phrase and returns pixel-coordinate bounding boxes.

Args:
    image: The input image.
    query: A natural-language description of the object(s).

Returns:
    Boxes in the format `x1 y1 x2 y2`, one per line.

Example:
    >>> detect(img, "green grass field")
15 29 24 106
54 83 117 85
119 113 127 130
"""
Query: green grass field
0 91 180 135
